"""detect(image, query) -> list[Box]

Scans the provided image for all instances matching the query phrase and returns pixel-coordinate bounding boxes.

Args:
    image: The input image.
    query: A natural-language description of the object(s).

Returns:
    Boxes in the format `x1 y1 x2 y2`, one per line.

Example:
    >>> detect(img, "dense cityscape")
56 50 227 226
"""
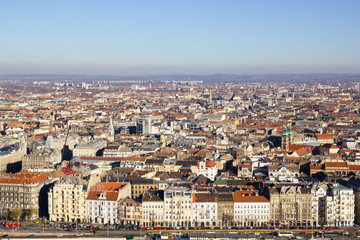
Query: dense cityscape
0 77 358 239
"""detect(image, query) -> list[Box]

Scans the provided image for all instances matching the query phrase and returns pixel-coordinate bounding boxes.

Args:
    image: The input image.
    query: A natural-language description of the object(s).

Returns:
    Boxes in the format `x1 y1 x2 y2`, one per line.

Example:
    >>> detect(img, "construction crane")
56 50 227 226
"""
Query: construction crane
61 114 83 161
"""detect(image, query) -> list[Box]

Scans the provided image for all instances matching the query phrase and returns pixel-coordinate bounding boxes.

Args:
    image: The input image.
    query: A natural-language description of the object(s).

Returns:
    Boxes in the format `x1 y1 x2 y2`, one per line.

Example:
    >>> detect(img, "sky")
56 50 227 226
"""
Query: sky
0 0 360 75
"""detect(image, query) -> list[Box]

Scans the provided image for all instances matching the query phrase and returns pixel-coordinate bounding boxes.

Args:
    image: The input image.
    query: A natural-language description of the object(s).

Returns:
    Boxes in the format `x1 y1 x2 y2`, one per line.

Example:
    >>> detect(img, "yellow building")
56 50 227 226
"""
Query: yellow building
48 176 88 223
130 179 157 199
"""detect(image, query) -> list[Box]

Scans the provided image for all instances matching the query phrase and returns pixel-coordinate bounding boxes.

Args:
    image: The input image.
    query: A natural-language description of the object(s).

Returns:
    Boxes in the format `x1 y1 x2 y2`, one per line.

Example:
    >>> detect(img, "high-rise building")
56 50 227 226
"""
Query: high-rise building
136 115 152 135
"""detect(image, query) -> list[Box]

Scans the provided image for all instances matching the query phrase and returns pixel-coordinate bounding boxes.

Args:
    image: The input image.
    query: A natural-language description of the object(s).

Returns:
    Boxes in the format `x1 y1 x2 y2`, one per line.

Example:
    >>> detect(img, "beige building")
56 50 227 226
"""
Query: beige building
0 172 50 219
142 190 164 227
164 187 192 227
217 193 233 226
48 176 89 222
270 186 312 227
73 140 106 157
22 149 60 171
130 179 156 199
118 198 142 226
0 137 27 174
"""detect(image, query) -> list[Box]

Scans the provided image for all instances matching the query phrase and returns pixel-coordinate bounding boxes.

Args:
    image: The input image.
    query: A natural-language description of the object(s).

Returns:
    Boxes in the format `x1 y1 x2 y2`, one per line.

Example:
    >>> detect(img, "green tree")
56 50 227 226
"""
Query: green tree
28 209 37 220
9 209 23 220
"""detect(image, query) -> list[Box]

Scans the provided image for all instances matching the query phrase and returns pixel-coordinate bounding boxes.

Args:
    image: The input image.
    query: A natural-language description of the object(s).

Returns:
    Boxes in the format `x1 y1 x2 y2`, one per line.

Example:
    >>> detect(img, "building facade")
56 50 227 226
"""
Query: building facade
326 183 355 227
270 186 312 227
86 182 131 224
118 198 142 226
192 193 218 227
142 190 164 227
48 176 88 223
233 191 270 227
0 172 49 219
217 193 234 226
164 187 192 227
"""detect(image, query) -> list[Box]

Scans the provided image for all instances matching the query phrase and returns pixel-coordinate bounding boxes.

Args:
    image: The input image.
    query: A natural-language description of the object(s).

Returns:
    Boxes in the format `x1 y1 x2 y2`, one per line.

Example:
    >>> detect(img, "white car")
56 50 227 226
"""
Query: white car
57 234 63 237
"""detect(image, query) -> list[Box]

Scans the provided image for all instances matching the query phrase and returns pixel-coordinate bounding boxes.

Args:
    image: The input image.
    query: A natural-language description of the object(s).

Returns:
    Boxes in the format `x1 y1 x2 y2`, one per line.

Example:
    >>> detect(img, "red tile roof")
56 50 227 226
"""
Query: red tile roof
91 182 127 191
206 160 216 168
233 191 269 203
62 167 76 175
0 173 48 184
325 162 347 168
316 134 333 140
87 190 119 201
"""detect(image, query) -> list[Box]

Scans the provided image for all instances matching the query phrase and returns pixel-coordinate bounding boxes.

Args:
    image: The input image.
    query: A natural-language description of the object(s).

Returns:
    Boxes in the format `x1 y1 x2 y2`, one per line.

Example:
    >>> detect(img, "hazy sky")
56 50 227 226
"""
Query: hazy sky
1 0 360 75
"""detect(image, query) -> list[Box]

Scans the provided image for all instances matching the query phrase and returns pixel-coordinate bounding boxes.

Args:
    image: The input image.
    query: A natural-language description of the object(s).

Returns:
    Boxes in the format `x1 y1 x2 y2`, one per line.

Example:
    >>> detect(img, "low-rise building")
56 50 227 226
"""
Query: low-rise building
73 140 107 157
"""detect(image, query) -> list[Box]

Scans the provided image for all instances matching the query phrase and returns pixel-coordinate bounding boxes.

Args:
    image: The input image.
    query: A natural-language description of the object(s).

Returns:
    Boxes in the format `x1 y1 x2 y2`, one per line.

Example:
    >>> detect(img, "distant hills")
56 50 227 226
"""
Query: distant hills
0 73 359 83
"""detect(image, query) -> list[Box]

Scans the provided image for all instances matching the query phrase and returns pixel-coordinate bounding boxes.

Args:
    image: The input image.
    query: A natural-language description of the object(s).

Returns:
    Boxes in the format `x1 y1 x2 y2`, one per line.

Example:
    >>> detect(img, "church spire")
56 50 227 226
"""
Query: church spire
107 116 115 142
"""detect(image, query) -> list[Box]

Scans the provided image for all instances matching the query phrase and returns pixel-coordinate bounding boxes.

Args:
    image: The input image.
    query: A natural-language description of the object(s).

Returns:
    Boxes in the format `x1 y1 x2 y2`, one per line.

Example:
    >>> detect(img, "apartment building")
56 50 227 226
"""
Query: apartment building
48 176 88 223
86 182 131 224
192 193 218 227
0 172 49 219
164 187 192 227
118 198 142 226
269 186 312 227
326 183 355 227
142 190 164 227
233 191 270 227
217 193 234 226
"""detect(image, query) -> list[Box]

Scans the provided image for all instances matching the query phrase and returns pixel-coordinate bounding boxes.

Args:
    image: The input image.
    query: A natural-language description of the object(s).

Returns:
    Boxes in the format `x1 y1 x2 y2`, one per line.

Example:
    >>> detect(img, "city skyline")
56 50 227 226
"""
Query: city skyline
1 0 360 75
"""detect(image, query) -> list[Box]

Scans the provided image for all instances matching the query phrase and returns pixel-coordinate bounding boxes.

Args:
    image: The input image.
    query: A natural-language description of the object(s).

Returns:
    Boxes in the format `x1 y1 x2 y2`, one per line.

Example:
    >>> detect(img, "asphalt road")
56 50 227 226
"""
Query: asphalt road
0 226 355 239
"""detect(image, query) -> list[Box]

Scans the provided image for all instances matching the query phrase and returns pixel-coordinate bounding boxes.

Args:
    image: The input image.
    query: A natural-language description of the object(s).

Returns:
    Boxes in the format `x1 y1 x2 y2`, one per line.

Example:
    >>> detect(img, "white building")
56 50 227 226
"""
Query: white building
142 190 164 227
196 160 218 181
311 182 328 227
192 193 218 227
233 191 270 227
326 183 355 227
342 138 358 150
268 165 299 182
164 187 192 227
86 182 131 224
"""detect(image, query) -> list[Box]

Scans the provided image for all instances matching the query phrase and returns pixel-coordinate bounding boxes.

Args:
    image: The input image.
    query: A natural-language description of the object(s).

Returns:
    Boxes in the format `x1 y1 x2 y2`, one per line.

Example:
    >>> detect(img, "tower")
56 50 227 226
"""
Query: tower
287 123 293 145
45 135 55 149
281 125 289 151
107 116 115 142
